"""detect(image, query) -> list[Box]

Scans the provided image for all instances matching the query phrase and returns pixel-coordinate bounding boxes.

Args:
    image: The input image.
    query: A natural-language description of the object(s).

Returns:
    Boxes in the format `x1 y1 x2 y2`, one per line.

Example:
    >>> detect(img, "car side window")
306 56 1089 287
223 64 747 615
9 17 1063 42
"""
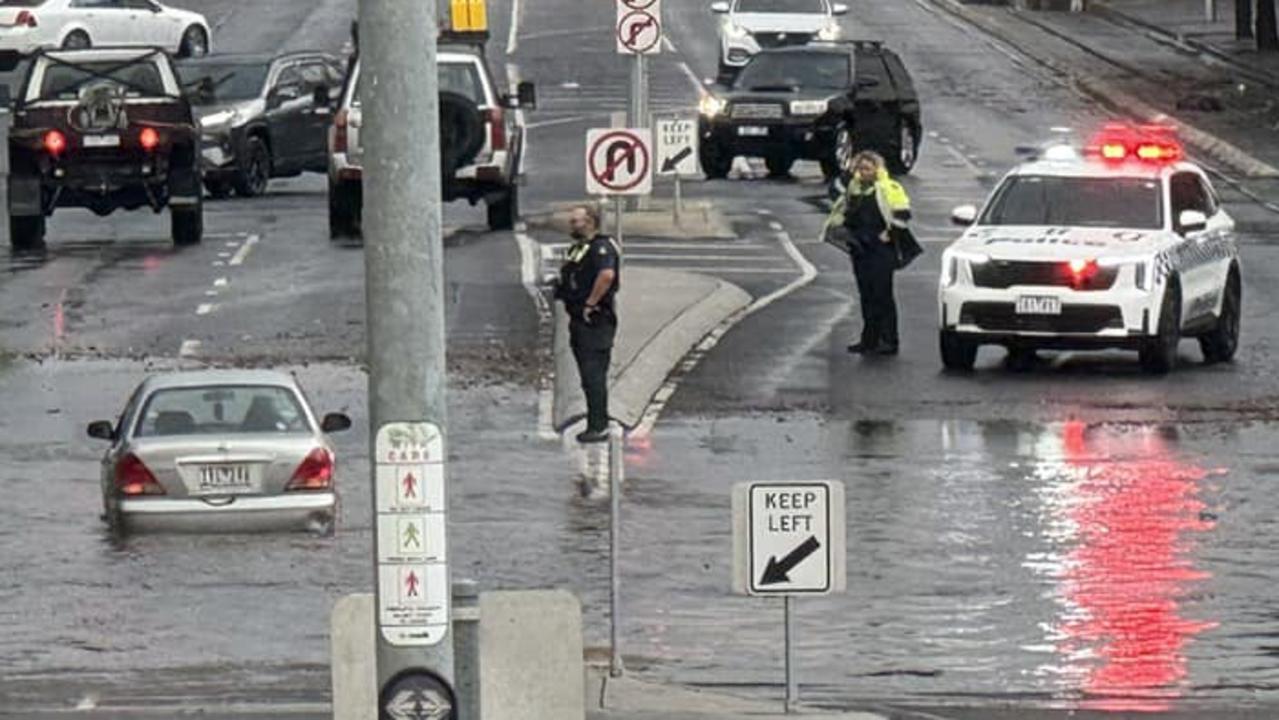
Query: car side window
272 66 303 97
297 62 328 90
1196 175 1219 216
123 0 156 9
1170 172 1213 231
73 0 120 8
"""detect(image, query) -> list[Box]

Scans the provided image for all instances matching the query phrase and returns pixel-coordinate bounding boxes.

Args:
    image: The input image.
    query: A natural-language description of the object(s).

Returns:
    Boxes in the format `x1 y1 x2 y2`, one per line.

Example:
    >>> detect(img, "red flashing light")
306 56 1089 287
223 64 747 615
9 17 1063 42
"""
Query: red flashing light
1066 259 1099 288
287 448 334 491
1087 124 1183 165
486 108 506 151
138 127 160 152
43 129 66 156
115 454 165 496
15 11 37 28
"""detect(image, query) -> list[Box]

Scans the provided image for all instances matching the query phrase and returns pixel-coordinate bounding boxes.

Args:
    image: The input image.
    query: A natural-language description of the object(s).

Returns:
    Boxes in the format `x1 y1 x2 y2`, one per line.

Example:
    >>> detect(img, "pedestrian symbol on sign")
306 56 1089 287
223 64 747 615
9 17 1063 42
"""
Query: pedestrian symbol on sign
405 570 420 598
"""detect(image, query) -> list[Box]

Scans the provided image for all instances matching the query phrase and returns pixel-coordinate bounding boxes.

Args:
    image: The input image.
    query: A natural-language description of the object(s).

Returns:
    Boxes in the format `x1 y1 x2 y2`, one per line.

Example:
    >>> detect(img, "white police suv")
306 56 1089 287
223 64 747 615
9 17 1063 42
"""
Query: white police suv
937 125 1240 374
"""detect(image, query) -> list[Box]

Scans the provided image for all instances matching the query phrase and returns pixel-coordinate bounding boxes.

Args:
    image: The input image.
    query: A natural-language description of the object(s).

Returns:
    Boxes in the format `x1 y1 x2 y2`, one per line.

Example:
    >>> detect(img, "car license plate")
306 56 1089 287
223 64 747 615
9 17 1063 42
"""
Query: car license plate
83 134 120 148
197 464 254 493
1015 296 1062 315
737 125 768 137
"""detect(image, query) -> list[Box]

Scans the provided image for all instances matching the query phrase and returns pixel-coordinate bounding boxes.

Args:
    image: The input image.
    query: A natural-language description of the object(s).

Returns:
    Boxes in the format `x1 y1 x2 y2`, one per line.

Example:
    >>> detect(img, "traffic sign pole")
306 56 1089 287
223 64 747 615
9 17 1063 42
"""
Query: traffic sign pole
361 0 455 715
784 596 797 713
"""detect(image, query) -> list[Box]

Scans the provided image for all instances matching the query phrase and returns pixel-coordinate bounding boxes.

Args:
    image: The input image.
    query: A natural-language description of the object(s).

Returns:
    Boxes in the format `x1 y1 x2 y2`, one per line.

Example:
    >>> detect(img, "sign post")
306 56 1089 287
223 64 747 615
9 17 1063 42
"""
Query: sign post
733 482 846 713
617 0 659 211
655 116 698 226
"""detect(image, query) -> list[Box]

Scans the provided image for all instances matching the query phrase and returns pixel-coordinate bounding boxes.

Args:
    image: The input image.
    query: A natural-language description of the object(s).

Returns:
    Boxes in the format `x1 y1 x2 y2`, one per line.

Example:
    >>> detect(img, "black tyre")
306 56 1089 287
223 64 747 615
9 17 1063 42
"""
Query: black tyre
61 30 91 50
328 179 361 239
699 141 732 179
172 195 203 247
940 330 977 371
10 215 45 251
487 184 519 232
834 123 854 173
204 178 232 200
1200 270 1241 364
1140 283 1181 374
884 120 919 176
765 153 794 178
178 26 208 58
233 136 270 197
439 91 485 175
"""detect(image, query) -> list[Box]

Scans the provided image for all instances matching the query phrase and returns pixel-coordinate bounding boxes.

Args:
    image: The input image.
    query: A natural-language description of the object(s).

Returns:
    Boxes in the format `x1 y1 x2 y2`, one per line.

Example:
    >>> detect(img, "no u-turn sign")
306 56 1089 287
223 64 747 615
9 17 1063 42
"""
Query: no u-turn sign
586 128 653 196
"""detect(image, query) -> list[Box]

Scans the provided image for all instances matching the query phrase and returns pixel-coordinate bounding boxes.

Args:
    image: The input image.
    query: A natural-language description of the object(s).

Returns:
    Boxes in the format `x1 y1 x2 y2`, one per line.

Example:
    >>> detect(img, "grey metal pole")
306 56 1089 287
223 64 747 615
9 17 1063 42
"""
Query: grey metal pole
1205 0 1217 22
609 426 625 677
452 580 481 720
784 596 796 713
361 0 455 713
614 195 624 247
673 173 682 227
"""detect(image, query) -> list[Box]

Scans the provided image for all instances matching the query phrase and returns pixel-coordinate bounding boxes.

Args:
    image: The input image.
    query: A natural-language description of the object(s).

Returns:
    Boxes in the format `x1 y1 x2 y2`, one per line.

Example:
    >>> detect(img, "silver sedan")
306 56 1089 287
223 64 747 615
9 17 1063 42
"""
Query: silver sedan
87 370 352 535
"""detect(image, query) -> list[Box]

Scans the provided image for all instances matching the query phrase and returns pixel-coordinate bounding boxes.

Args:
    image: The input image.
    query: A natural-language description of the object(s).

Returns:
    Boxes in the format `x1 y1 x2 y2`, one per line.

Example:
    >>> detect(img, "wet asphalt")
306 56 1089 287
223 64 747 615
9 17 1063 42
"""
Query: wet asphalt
3 0 1279 717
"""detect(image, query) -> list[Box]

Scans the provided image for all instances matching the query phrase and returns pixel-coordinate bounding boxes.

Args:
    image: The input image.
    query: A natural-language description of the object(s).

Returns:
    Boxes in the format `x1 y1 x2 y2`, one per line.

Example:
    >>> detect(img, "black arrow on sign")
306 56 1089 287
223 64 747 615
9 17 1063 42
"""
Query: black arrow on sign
759 536 821 586
662 146 693 173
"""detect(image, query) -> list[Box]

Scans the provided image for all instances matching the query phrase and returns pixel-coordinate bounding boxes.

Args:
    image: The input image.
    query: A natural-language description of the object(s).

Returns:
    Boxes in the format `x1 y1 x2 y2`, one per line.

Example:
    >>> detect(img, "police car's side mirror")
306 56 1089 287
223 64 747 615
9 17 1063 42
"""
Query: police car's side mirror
951 205 978 227
832 3 849 15
1178 210 1208 236
711 1 730 13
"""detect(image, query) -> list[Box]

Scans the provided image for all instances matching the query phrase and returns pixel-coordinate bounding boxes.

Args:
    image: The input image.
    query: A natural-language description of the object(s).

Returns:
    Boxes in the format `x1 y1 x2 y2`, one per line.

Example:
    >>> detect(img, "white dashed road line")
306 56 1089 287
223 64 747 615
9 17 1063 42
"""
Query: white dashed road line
179 340 202 358
196 303 216 316
228 234 259 266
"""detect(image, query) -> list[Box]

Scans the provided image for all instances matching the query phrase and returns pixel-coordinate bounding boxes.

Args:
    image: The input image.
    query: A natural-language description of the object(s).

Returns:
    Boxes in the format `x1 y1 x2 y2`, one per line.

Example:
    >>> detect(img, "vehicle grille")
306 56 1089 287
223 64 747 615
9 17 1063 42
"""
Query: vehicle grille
960 302 1124 334
731 103 784 120
754 32 814 48
971 260 1119 291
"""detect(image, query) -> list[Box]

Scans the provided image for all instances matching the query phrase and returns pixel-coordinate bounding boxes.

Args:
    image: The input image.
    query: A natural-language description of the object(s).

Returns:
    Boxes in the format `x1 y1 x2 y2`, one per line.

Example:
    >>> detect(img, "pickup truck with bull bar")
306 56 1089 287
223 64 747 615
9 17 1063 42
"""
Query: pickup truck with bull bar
4 46 203 250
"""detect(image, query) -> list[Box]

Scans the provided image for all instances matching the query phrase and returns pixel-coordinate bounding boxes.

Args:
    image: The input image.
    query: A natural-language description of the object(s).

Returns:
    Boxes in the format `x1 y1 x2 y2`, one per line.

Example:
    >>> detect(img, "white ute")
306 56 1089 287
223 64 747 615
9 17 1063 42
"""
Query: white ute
937 125 1241 374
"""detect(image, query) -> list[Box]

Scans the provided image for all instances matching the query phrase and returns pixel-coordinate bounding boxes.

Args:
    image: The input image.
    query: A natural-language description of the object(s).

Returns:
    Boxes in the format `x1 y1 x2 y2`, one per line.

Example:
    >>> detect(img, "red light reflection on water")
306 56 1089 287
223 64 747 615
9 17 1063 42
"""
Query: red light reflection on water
1052 421 1217 711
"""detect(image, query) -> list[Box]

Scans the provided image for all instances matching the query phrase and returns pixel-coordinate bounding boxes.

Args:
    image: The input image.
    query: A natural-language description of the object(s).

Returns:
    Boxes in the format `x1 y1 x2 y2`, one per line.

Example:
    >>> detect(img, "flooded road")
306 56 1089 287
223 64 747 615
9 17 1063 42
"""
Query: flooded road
5 357 1278 713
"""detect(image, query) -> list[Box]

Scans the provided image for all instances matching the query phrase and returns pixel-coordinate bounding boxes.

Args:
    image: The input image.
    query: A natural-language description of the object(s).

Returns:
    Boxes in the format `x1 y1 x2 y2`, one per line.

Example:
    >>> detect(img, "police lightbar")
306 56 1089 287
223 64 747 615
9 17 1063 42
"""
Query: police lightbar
1084 123 1183 164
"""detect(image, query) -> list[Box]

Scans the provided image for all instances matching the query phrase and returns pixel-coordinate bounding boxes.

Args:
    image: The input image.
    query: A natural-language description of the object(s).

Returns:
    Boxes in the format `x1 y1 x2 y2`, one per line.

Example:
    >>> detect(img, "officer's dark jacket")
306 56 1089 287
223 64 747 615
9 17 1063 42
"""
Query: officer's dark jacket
556 234 620 319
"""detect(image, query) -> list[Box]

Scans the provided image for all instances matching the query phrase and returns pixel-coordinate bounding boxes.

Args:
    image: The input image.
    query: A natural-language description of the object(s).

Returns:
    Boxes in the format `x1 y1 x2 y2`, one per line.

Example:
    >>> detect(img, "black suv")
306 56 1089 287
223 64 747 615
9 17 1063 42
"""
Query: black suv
7 47 203 250
698 41 921 179
177 52 346 198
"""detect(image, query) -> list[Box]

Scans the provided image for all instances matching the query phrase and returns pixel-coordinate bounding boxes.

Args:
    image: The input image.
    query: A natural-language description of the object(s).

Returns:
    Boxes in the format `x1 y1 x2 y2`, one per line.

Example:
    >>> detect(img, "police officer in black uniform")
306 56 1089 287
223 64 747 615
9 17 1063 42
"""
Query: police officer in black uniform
554 205 620 444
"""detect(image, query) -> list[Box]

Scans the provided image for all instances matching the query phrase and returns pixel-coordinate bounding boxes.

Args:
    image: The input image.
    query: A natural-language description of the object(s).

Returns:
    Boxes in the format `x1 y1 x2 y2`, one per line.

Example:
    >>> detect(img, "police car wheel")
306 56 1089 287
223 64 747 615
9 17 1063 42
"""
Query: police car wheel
940 330 977 371
885 121 918 176
1140 283 1181 374
1200 270 1241 364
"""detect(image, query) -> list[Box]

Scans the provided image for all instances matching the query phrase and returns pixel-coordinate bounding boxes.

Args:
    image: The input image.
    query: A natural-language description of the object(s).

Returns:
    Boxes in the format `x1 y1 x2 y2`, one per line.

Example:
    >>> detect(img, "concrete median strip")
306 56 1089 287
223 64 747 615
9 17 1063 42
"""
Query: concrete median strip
553 267 751 431
921 0 1279 179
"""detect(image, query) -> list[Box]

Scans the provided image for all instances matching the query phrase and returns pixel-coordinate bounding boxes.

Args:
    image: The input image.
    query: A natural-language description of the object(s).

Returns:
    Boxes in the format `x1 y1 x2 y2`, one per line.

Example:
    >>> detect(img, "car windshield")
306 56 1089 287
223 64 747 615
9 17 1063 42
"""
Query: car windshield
734 53 848 91
980 175 1164 230
352 60 485 105
135 385 312 437
177 61 270 103
736 0 825 12
37 58 166 100
1 0 47 6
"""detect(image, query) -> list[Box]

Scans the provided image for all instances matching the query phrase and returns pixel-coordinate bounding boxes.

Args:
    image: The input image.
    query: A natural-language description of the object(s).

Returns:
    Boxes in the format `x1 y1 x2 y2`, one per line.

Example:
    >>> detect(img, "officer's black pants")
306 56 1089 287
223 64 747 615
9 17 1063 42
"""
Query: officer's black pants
851 242 899 348
570 319 616 432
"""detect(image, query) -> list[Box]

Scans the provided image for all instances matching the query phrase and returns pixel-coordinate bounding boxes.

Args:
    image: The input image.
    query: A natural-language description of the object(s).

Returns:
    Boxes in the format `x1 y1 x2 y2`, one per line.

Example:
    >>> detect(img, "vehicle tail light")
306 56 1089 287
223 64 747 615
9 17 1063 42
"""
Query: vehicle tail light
287 448 334 491
115 454 166 496
139 127 160 152
333 108 349 153
486 108 506 151
15 11 37 28
43 130 66 156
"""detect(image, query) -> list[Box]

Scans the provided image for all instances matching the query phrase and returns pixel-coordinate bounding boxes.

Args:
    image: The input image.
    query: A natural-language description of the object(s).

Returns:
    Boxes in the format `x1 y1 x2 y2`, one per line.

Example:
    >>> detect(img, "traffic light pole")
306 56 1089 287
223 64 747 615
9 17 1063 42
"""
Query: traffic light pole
360 0 455 717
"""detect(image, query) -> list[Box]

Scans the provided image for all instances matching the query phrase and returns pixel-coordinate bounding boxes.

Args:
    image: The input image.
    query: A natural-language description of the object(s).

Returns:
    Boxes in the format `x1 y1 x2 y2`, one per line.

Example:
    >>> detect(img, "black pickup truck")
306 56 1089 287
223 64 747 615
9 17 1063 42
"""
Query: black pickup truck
6 47 203 250
697 40 922 179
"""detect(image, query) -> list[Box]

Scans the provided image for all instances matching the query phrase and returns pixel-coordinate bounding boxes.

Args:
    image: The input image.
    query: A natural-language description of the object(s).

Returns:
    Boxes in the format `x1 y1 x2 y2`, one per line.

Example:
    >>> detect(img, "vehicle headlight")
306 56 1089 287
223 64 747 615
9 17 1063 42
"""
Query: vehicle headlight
1100 257 1153 290
199 109 238 130
817 23 841 40
726 21 749 39
941 250 989 288
789 99 828 116
699 94 727 118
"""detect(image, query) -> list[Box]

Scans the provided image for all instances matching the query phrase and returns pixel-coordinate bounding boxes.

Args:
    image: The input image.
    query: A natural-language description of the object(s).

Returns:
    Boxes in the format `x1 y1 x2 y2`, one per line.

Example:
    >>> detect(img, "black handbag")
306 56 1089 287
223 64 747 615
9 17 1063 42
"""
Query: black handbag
891 226 923 269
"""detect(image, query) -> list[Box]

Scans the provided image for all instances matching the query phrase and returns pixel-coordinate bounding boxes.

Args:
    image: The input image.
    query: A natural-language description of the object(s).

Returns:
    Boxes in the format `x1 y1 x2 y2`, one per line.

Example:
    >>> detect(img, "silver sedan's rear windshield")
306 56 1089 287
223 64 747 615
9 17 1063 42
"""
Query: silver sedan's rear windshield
135 385 312 437
981 175 1164 230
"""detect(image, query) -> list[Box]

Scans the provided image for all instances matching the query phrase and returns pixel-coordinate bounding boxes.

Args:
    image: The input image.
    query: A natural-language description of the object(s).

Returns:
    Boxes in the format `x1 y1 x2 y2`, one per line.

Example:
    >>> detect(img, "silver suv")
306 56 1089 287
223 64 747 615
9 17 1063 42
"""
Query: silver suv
327 40 535 237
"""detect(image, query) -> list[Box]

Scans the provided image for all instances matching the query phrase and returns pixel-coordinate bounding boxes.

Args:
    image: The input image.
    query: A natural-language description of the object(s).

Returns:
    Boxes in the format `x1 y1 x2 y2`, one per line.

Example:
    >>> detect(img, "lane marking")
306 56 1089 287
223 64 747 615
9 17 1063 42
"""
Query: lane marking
527 115 599 130
506 0 521 54
626 253 780 262
205 290 218 297
663 35 705 94
214 277 229 287
515 229 558 441
217 252 231 259
228 234 259 266
179 340 202 358
196 303 216 316
633 224 818 437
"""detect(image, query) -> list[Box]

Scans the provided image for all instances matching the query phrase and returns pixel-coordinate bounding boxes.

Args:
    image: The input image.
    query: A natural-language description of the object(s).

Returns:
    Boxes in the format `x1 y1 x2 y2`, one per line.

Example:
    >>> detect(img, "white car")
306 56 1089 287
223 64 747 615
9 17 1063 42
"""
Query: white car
0 0 210 58
937 126 1240 374
711 0 847 80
